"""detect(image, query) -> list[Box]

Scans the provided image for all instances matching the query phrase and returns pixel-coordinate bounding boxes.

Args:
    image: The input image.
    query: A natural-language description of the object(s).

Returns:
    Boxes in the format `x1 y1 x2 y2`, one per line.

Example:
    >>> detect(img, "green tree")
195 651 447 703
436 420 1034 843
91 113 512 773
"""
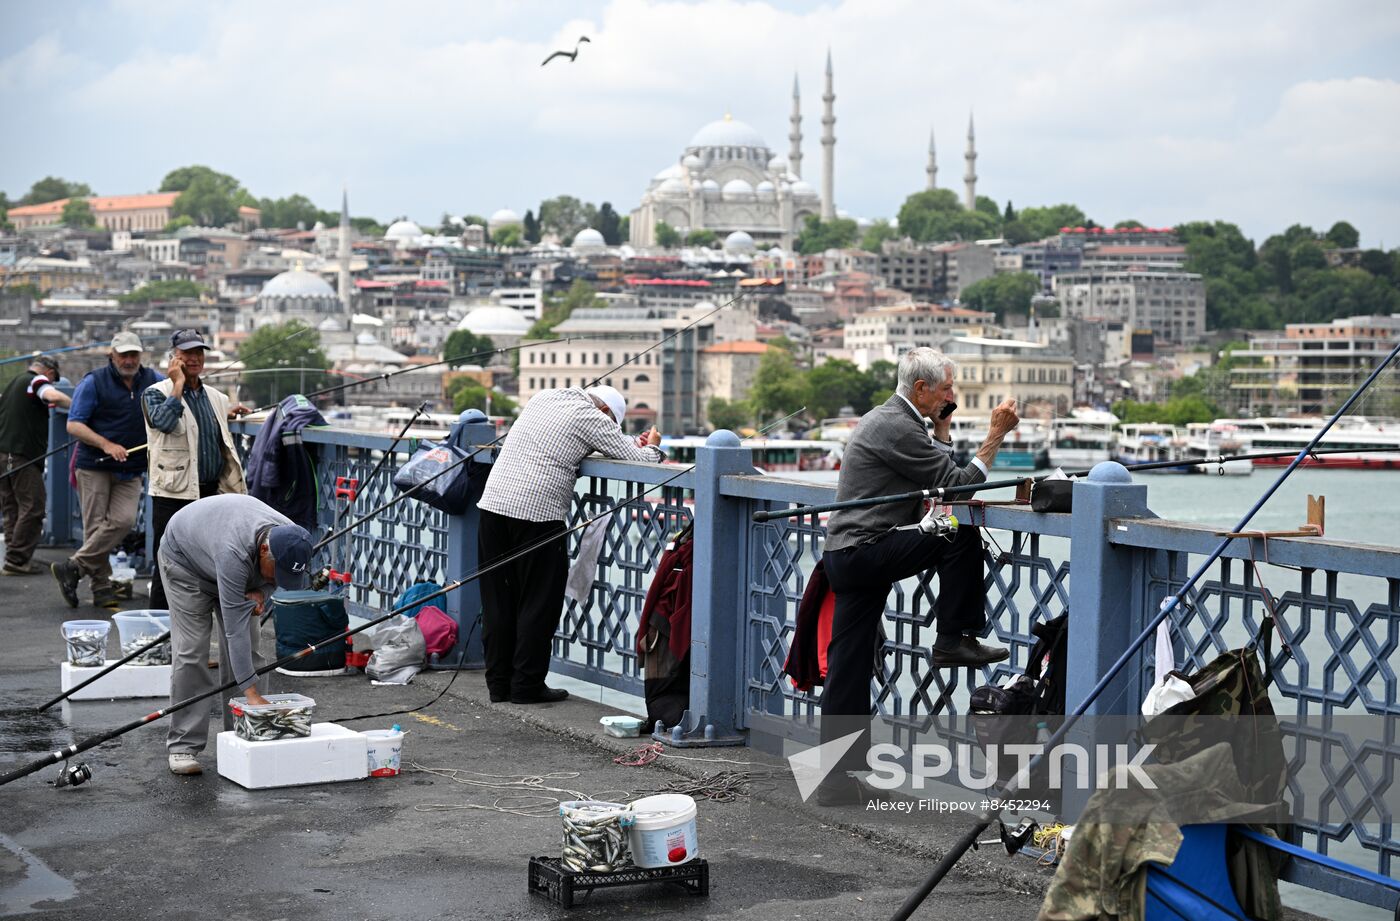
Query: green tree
441 329 495 366
239 320 331 407
522 209 541 243
654 221 681 248
706 396 751 432
795 215 859 254
687 229 718 248
1114 219 1145 230
350 217 385 237
538 195 595 240
806 358 876 419
750 347 808 424
163 215 196 233
1003 200 1017 222
60 199 97 228
525 279 601 341
493 225 523 248
258 194 325 229
594 202 623 245
896 189 998 242
1014 204 1088 240
860 219 899 253
866 359 897 401
20 176 93 206
618 215 630 242
974 195 1002 226
163 165 255 227
118 279 206 304
449 376 517 416
1326 221 1360 249
959 272 1040 319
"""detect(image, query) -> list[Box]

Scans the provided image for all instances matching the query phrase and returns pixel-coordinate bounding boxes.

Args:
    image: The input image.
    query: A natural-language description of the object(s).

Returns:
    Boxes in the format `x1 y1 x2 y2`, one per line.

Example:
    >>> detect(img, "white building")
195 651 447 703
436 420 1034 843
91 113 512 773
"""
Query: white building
844 304 995 369
1052 268 1206 346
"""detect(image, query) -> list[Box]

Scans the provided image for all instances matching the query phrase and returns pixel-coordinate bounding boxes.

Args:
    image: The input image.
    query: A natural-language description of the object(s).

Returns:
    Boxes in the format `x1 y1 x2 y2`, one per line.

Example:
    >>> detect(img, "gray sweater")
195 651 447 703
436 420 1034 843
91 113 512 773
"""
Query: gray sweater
824 396 986 552
161 494 294 689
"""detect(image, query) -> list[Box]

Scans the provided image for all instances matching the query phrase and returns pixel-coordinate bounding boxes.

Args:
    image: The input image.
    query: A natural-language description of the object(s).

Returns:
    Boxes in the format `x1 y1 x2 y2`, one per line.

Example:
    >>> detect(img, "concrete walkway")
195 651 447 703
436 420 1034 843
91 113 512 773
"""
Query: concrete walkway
0 551 1053 920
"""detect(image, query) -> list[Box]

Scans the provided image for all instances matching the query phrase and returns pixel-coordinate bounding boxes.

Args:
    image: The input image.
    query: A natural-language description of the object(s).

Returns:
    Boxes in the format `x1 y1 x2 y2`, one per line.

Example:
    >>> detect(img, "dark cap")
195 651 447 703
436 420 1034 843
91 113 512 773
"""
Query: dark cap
32 354 60 374
171 328 209 352
267 524 312 590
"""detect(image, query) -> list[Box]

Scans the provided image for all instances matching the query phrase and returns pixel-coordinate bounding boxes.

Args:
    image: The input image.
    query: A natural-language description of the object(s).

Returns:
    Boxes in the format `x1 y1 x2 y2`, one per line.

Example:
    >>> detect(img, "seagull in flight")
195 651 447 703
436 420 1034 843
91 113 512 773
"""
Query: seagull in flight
541 36 590 67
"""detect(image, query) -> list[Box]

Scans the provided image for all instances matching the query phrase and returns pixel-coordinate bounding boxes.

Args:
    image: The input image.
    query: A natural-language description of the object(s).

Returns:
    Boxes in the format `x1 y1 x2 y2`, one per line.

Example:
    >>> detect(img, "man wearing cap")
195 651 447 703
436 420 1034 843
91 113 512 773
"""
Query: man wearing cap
53 331 163 609
477 385 663 704
0 355 73 575
142 328 252 608
160 493 312 775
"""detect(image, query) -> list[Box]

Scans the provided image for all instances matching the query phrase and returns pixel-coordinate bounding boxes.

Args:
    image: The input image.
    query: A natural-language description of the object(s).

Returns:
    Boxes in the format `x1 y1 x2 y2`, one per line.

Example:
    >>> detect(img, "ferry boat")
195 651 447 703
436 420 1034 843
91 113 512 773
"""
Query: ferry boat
1112 424 1192 473
818 411 862 444
1228 417 1400 469
660 436 844 473
1183 422 1254 476
951 417 1052 471
1050 410 1118 470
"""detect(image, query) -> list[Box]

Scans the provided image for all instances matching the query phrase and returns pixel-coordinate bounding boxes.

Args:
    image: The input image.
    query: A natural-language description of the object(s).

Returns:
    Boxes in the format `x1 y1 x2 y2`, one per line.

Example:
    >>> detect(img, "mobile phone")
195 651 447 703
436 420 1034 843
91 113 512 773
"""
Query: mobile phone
938 402 957 420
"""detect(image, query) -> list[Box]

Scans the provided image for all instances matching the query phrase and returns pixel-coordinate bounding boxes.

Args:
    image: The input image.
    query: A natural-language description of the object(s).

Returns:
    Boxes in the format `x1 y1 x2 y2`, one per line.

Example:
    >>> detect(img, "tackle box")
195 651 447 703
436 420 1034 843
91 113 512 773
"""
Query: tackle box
228 693 316 742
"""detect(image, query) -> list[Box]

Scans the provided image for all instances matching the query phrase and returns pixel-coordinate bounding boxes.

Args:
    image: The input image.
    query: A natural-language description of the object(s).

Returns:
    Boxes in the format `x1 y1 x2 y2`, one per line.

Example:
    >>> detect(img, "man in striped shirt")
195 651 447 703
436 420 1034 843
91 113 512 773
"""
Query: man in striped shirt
478 385 664 704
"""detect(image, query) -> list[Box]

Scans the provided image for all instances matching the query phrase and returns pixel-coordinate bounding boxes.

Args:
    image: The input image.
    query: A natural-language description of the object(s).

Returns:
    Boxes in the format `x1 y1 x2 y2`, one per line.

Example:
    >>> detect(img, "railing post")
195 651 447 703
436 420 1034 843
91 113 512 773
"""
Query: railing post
1063 461 1153 814
662 430 752 746
442 422 494 669
42 398 75 546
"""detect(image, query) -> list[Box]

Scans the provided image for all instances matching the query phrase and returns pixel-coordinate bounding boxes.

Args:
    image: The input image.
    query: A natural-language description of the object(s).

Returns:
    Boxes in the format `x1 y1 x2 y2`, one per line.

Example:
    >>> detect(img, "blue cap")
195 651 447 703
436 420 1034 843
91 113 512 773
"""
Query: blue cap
267 524 312 590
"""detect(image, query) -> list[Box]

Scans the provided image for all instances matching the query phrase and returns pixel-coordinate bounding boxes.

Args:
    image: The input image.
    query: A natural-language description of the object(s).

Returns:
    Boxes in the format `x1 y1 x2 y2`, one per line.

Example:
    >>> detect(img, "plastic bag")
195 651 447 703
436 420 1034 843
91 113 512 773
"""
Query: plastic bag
361 615 426 685
392 442 475 515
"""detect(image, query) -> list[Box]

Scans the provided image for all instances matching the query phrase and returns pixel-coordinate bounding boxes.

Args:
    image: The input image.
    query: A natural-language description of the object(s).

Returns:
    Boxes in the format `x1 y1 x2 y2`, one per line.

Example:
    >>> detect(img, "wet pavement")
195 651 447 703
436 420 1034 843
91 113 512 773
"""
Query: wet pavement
0 551 1052 920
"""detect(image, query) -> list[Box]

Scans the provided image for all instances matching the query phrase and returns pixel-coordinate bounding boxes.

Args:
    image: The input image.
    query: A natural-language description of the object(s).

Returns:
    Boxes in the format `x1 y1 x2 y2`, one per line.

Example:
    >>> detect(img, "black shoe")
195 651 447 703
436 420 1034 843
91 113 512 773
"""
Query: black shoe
51 561 80 608
92 588 121 610
932 635 1010 667
488 690 510 703
509 687 569 704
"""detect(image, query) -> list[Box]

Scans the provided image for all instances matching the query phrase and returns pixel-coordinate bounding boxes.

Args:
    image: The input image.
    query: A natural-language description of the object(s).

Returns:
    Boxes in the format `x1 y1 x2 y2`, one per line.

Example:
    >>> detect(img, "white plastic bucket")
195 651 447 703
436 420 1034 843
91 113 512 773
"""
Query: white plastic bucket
626 793 698 868
362 729 404 777
61 620 111 667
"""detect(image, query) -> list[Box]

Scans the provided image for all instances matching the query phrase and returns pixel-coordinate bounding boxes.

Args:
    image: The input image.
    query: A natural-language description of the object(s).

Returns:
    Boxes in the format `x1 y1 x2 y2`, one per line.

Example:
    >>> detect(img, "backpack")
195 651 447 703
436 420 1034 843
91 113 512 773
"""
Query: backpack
414 605 459 659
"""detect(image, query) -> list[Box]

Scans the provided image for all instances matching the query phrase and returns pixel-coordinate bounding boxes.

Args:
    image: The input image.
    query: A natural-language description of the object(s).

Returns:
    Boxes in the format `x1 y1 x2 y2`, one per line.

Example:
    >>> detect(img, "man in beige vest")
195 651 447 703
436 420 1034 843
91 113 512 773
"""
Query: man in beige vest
142 328 250 609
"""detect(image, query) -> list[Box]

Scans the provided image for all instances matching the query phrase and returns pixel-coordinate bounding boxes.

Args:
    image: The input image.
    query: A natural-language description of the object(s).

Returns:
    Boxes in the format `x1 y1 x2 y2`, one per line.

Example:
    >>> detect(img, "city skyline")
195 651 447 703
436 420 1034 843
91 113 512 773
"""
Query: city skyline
3 0 1399 245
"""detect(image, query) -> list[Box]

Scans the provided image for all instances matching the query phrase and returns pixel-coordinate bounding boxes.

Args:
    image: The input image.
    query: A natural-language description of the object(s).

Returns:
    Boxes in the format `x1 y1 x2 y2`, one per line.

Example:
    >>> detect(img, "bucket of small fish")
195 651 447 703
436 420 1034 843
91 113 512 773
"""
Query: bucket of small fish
228 693 316 741
112 610 171 666
62 620 111 667
559 800 633 873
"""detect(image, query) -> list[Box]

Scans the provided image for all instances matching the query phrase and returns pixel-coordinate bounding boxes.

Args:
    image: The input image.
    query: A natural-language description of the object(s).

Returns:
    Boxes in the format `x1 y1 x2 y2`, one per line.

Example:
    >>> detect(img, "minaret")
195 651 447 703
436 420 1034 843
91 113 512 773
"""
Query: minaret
788 73 803 178
338 187 352 316
963 112 978 211
820 49 836 220
925 127 937 190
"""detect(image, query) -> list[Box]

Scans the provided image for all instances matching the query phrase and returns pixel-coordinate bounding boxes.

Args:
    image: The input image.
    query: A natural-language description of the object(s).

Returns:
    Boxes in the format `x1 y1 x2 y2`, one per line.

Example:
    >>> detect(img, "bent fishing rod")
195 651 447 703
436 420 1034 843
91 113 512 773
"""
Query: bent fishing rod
0 335 168 367
751 445 1400 523
887 338 1400 921
2 464 694 787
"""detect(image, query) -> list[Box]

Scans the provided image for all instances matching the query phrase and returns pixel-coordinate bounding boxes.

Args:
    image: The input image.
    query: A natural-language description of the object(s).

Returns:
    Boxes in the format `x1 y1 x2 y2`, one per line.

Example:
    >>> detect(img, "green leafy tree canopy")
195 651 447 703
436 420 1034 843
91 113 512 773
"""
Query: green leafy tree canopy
538 195 596 240
20 176 93 206
706 396 751 432
449 376 517 417
654 221 681 248
441 329 495 367
795 215 859 254
61 199 97 229
238 320 331 407
118 279 206 304
959 272 1040 320
164 165 256 227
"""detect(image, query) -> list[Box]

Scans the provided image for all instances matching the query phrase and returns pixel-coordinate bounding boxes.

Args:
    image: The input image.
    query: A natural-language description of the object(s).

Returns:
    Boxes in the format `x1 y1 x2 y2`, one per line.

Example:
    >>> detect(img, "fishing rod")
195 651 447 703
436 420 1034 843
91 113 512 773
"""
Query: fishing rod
310 290 750 552
0 464 695 788
887 338 1400 921
756 407 807 437
750 445 1400 523
0 336 167 367
333 400 429 528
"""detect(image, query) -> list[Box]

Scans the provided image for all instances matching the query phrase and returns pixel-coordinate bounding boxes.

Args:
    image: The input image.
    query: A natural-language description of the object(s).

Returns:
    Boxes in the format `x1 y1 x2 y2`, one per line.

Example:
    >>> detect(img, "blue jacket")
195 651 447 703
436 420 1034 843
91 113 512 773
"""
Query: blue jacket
69 361 164 474
244 394 327 532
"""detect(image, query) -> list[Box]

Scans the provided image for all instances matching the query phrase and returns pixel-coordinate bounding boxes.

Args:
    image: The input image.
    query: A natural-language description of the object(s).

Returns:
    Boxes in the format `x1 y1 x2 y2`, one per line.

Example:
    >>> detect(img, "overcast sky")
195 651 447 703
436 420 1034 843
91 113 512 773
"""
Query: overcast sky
4 0 1399 247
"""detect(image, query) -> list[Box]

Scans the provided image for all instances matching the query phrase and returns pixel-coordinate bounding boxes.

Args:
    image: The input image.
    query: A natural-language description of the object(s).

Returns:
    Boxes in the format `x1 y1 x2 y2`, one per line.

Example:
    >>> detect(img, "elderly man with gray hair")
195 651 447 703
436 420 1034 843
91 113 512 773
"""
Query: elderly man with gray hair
816 346 1018 805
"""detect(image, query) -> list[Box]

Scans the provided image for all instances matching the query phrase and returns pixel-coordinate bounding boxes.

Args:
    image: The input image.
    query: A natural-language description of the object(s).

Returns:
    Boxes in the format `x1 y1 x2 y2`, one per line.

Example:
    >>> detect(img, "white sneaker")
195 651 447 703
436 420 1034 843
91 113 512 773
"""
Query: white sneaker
168 753 203 775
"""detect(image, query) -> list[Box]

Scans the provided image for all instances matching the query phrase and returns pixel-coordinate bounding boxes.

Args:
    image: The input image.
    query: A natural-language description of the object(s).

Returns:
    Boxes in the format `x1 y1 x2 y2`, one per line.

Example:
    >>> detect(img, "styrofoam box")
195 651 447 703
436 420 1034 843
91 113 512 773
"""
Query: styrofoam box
216 722 368 789
60 661 171 699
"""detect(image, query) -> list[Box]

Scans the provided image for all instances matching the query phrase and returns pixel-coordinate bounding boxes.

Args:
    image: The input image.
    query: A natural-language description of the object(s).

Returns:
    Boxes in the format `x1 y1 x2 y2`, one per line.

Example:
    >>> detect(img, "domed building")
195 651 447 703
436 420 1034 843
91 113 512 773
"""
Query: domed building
487 208 523 236
456 305 531 363
384 219 424 250
256 264 342 322
571 227 606 251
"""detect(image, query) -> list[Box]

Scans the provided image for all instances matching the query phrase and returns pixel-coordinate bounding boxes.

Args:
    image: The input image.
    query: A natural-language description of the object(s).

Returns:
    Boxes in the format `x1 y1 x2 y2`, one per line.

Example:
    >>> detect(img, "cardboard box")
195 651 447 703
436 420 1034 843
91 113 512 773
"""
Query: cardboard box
60 661 171 700
216 722 368 789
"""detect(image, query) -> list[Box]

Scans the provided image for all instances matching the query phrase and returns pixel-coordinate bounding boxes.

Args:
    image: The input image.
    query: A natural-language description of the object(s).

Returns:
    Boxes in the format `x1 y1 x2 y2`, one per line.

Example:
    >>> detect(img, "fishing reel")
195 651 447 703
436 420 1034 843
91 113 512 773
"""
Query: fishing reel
901 505 959 537
50 760 92 789
310 567 353 591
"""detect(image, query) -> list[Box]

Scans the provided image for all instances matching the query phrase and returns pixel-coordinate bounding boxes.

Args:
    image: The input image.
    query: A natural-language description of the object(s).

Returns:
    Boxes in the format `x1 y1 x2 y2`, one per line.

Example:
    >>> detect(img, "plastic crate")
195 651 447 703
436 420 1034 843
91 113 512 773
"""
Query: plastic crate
527 856 708 909
228 693 316 741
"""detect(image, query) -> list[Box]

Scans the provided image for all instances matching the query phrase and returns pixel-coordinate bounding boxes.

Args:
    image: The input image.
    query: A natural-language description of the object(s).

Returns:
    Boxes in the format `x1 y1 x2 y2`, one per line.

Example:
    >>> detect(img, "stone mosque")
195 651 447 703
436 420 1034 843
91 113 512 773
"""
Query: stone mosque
629 51 979 251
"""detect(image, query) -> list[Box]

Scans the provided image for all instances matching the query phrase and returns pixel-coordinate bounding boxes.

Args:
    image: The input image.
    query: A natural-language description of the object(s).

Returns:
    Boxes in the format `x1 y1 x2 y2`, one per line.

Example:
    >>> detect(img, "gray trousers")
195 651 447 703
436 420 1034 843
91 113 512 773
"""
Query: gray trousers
72 468 143 592
0 452 46 567
162 552 270 755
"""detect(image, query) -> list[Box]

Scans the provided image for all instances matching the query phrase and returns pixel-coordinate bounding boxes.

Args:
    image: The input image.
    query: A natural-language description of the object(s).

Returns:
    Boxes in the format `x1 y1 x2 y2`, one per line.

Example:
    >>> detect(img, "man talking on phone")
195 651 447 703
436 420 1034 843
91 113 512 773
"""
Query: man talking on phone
816 346 1019 805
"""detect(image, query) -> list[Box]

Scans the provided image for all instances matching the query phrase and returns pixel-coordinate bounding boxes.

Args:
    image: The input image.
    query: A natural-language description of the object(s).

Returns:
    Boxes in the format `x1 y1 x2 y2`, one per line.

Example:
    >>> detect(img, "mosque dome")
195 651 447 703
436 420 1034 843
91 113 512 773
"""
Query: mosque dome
355 331 378 346
689 116 769 150
789 179 819 200
658 177 690 198
767 154 790 172
260 266 336 300
701 179 720 199
653 164 683 182
682 154 702 170
457 306 531 337
317 317 344 332
488 208 523 233
384 220 423 243
754 180 776 200
767 245 785 257
721 178 755 200
572 227 606 249
724 231 756 253
836 208 852 220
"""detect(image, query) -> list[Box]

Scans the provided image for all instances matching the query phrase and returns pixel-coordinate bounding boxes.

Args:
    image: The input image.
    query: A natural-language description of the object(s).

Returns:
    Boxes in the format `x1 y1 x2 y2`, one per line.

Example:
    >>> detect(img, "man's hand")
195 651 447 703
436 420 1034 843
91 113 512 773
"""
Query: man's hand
243 686 270 707
102 441 129 463
166 354 185 392
245 589 266 617
642 427 661 447
989 398 1020 437
227 403 253 419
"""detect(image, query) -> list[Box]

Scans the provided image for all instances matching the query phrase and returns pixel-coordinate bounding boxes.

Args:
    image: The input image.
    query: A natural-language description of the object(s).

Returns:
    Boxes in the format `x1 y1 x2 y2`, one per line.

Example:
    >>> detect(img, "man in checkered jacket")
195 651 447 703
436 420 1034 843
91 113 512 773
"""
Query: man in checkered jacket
477 385 664 704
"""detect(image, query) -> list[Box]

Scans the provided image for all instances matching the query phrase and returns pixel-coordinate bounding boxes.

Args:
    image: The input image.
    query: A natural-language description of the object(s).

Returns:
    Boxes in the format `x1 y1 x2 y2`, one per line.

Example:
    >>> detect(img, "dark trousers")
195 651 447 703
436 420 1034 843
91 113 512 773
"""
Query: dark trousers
0 452 46 567
149 483 219 609
477 508 569 698
818 523 986 773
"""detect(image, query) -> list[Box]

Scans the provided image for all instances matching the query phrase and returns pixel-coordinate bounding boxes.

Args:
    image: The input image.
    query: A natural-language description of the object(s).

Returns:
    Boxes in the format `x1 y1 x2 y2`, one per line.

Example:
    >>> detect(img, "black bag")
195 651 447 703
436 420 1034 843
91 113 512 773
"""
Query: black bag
1031 479 1073 513
392 441 478 515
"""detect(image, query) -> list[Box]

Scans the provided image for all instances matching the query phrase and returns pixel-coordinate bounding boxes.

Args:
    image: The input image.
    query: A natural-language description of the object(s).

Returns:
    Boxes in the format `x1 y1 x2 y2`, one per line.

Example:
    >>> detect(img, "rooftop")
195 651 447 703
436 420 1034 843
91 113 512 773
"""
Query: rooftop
6 192 180 217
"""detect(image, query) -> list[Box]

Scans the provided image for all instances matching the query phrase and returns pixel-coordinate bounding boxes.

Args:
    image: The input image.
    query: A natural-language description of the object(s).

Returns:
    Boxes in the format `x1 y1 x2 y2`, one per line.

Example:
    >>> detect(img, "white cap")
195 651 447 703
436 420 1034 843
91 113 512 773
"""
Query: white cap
586 385 626 425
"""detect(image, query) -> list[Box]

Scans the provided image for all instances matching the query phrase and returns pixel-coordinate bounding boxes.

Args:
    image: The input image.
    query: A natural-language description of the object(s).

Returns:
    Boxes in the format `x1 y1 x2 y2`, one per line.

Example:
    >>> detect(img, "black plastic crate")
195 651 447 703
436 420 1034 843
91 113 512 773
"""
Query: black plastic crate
527 856 709 908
